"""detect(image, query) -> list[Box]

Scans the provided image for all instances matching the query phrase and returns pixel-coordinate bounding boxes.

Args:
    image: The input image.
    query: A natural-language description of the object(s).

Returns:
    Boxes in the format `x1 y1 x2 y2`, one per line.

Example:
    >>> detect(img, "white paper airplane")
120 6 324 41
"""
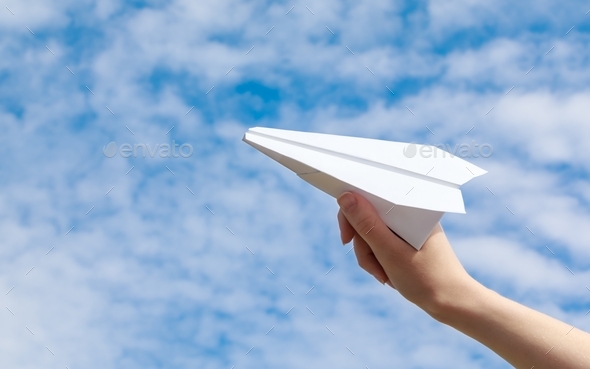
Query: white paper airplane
242 127 487 250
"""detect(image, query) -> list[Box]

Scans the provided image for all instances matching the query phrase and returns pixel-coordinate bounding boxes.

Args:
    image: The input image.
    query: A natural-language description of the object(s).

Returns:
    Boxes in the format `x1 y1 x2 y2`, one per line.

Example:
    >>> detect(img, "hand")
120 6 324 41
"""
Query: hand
336 191 480 318
337 191 590 368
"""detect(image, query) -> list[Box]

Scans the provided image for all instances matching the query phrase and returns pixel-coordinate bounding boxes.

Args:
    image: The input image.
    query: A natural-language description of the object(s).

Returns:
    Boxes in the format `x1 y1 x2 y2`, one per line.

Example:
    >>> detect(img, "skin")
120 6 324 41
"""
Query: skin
336 191 590 369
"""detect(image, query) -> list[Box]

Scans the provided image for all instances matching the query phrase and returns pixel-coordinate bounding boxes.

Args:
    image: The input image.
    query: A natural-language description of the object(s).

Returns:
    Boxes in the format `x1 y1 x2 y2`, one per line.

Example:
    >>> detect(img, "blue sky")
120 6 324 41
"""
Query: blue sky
1 0 590 368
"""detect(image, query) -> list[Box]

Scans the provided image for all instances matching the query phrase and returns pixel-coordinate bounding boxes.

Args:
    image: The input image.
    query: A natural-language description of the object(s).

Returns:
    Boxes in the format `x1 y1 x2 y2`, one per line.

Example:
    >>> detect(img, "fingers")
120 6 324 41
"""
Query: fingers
336 192 409 257
336 191 404 289
353 233 389 285
337 208 355 245
339 207 393 287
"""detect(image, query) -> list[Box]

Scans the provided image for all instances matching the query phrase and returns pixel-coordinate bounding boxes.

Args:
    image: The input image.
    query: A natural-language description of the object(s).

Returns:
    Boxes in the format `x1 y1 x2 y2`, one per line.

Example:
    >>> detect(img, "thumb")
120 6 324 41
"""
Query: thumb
336 191 408 255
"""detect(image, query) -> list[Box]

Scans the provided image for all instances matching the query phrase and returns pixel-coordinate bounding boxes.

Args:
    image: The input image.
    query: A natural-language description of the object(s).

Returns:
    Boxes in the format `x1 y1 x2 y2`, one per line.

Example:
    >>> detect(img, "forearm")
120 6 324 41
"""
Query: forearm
334 195 590 367
431 280 590 368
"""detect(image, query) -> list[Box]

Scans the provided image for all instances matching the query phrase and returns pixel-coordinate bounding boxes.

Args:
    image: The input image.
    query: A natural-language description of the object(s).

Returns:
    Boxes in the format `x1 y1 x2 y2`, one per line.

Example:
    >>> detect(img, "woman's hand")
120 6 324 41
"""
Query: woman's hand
336 191 480 317
336 191 590 368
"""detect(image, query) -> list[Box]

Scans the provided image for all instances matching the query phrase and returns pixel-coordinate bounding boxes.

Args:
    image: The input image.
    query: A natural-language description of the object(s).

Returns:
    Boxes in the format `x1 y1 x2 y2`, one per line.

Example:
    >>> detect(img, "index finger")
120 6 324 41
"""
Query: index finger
337 208 356 245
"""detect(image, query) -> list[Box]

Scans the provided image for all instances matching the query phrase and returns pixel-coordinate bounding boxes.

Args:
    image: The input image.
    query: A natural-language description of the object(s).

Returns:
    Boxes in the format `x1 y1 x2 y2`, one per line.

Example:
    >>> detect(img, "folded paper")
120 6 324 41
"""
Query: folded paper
242 127 486 250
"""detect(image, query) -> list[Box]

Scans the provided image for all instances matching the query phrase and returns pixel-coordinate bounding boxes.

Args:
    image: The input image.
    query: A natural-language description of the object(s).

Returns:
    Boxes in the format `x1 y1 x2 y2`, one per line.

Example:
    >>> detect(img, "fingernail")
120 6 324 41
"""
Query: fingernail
385 280 395 289
337 192 356 212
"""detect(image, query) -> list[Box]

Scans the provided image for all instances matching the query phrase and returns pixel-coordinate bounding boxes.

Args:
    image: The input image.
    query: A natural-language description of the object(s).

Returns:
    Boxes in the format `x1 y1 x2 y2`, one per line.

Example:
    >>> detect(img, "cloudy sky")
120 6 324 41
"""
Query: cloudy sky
1 0 589 368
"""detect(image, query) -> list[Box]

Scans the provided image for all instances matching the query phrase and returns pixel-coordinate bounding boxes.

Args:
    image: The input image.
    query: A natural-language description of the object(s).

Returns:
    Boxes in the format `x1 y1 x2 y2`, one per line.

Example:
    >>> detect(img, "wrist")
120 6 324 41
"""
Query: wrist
423 277 491 325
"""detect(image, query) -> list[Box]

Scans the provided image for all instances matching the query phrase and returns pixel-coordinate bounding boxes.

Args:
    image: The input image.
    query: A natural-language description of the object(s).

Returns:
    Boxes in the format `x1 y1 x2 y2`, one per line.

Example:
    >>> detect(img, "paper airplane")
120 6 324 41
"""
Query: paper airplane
242 127 487 250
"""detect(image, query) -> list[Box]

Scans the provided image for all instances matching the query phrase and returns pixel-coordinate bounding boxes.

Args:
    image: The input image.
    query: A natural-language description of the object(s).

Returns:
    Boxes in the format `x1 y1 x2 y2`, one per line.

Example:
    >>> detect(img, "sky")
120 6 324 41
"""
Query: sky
1 0 590 368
